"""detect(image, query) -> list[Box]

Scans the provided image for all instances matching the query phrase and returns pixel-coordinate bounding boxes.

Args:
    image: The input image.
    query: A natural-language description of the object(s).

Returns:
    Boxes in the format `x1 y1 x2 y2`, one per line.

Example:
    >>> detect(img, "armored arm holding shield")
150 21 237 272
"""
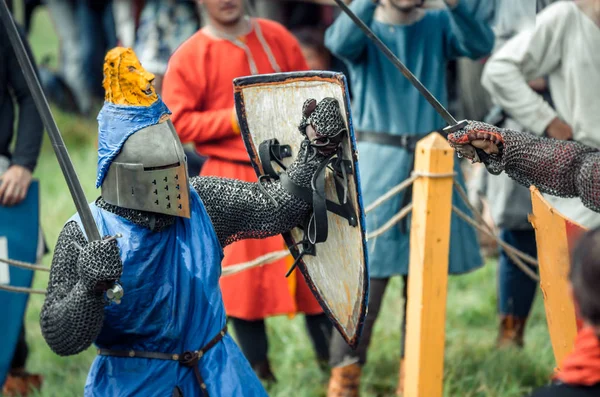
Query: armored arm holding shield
191 97 346 247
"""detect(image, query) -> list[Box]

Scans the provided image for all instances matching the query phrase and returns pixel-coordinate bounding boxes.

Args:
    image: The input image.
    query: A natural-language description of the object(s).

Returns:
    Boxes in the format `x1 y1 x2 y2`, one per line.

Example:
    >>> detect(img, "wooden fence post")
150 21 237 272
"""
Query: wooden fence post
529 187 584 367
404 132 454 397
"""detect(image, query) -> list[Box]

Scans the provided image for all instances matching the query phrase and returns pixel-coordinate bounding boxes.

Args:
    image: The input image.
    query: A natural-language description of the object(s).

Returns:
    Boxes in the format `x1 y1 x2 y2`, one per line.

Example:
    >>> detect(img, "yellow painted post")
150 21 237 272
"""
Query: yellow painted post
529 187 581 367
404 132 454 397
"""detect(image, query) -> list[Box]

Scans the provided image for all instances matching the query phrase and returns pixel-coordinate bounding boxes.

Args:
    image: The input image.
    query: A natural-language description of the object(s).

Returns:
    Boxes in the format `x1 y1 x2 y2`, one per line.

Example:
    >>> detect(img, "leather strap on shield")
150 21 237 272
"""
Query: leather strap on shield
278 145 358 277
258 139 292 178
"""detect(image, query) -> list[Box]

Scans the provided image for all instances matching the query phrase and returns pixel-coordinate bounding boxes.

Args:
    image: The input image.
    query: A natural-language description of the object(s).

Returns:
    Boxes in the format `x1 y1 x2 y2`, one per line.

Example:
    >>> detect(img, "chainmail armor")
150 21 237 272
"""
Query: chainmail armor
191 141 326 247
40 97 343 356
299 98 346 138
40 222 123 356
95 198 175 232
450 121 600 213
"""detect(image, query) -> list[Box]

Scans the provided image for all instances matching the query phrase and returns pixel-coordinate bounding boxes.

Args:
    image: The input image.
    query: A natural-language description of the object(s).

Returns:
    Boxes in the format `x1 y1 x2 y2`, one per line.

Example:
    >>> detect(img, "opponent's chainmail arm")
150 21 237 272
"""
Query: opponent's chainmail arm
40 221 122 356
453 122 600 213
499 128 600 213
191 142 322 247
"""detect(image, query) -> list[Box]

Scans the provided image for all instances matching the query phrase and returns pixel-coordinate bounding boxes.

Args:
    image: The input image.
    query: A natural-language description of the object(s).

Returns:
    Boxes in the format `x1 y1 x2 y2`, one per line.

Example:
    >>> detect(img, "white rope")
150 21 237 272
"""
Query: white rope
222 249 290 277
367 204 413 240
0 257 49 272
452 206 539 282
365 176 417 214
411 171 457 179
365 171 456 215
2 250 293 296
0 284 46 295
0 170 537 292
452 181 538 267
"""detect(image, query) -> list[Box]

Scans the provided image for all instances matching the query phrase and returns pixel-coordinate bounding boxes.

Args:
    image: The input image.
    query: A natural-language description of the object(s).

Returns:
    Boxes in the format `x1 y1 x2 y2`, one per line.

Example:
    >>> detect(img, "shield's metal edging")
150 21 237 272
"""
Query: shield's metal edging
233 71 369 349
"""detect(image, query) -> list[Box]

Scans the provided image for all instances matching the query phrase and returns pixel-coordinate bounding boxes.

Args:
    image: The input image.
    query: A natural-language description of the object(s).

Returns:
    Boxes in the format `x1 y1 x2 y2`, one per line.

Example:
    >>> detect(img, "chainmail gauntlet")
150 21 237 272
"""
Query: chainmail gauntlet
449 121 600 213
40 221 123 356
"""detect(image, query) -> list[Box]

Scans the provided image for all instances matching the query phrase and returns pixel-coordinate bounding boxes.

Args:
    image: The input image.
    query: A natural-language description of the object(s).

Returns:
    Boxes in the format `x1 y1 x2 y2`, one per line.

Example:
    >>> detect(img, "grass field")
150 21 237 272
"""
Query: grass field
12 6 556 397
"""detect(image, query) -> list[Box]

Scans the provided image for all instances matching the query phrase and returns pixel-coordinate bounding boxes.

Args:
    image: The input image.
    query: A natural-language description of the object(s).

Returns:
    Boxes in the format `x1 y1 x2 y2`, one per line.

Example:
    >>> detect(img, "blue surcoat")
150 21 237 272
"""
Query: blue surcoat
325 0 495 277
72 188 267 397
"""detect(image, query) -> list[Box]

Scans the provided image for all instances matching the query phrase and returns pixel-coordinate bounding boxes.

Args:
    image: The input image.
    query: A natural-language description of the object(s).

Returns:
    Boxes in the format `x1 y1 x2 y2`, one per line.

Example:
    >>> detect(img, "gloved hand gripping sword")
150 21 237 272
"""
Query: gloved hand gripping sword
0 0 124 303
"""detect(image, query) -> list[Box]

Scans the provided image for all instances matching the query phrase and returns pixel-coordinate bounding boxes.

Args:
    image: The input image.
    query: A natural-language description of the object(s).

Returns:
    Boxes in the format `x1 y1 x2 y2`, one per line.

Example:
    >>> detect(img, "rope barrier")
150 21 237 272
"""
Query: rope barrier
367 204 413 240
221 249 290 277
0 284 46 295
411 171 457 179
365 175 416 214
452 181 539 267
0 257 49 272
365 171 455 215
452 206 539 282
0 168 540 292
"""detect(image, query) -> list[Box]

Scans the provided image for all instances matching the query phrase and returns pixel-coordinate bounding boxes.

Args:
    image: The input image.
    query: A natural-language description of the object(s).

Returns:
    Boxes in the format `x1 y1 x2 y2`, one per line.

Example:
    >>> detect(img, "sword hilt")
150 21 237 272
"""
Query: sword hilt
441 120 468 136
441 120 494 166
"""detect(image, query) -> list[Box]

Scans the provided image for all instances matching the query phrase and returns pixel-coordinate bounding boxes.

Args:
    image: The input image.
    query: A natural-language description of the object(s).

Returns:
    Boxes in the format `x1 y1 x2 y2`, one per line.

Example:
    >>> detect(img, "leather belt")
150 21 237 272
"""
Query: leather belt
97 325 228 397
355 130 422 151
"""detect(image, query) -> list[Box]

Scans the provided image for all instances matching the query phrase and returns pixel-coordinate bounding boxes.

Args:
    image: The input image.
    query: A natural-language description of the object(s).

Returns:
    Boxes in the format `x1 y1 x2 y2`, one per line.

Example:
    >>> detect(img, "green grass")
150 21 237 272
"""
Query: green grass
14 6 555 396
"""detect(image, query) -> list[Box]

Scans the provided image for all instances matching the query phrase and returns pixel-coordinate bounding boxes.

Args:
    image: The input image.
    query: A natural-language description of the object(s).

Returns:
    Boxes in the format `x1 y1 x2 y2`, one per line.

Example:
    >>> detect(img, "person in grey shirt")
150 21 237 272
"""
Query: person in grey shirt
0 13 44 397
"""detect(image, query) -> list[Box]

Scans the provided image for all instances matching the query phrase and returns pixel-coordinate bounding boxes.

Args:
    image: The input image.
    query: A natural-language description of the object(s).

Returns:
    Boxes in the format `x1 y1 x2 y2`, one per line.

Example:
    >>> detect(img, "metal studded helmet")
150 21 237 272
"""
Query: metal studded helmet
101 119 191 218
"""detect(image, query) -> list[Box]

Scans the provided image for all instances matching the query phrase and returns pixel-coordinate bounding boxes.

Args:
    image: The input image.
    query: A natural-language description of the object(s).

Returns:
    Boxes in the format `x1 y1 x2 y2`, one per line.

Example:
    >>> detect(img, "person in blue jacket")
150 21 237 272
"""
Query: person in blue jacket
324 0 493 395
38 47 347 397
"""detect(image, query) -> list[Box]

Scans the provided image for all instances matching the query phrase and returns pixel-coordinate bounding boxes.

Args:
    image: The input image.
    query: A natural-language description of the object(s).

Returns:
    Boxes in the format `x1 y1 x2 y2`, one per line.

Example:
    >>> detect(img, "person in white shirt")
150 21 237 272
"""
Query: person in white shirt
481 0 600 229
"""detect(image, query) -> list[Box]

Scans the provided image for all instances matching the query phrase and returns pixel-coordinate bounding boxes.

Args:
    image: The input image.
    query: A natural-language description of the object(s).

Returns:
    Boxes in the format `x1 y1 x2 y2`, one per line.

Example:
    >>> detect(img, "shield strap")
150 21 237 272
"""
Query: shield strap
258 139 292 177
260 140 358 276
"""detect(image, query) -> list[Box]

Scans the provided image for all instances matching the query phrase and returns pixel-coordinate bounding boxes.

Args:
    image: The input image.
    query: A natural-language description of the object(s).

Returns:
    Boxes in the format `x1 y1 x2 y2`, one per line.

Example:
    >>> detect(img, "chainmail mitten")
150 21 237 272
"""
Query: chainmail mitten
40 221 122 356
299 97 346 155
449 120 600 213
77 239 123 292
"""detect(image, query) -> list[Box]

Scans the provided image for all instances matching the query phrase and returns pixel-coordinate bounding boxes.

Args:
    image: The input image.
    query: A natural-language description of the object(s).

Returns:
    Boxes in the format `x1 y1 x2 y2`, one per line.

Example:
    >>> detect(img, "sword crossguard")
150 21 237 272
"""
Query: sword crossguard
102 233 124 305
442 120 469 136
106 283 124 305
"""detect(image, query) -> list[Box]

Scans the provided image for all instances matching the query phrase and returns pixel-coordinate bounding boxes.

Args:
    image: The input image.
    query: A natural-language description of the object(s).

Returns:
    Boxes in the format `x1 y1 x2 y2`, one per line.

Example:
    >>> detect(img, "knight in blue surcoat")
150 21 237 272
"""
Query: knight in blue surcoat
39 47 347 397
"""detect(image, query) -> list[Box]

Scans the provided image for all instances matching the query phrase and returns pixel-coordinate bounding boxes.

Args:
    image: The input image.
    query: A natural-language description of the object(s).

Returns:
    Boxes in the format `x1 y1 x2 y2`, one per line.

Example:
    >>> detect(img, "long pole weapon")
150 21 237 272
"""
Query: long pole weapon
0 1 123 302
330 0 468 134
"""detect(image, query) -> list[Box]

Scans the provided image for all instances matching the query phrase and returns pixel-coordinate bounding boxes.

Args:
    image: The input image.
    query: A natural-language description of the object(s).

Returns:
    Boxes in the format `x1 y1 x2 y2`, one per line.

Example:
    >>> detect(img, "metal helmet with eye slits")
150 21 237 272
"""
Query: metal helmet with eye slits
100 119 191 218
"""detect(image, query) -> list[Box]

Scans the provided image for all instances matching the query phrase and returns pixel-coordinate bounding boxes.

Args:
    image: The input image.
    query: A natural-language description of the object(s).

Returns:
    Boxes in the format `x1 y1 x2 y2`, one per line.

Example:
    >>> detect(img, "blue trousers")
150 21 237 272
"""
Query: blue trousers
497 229 538 318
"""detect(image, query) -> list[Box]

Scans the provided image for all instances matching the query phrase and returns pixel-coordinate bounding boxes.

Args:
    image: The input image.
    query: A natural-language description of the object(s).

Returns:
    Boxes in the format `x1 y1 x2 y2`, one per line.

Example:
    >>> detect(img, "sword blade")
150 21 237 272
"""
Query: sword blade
0 1 100 242
331 0 458 126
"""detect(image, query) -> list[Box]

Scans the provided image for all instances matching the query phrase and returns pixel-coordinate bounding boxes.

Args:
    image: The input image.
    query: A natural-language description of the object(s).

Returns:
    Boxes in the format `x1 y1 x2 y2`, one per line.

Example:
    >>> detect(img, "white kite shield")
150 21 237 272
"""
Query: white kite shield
233 71 369 348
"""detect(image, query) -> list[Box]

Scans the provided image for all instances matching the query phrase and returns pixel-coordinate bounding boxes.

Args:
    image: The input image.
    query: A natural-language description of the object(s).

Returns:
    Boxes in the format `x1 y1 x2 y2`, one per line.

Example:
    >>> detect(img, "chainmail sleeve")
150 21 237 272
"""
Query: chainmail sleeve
190 144 320 247
191 97 347 247
449 121 600 213
40 221 122 356
498 128 600 213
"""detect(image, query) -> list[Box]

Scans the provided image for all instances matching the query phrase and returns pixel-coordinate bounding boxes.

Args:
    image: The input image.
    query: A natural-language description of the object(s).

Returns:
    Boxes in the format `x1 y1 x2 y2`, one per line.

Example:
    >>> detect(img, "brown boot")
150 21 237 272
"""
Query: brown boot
496 315 527 348
252 360 277 383
2 371 43 397
327 363 361 397
395 359 406 396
